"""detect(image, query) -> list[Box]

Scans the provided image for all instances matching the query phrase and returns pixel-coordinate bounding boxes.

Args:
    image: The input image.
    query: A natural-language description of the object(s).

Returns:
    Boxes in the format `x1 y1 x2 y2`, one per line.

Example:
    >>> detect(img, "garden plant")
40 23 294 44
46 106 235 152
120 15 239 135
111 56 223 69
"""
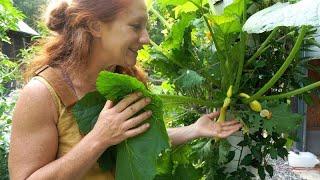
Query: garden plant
72 0 320 179
1 0 320 180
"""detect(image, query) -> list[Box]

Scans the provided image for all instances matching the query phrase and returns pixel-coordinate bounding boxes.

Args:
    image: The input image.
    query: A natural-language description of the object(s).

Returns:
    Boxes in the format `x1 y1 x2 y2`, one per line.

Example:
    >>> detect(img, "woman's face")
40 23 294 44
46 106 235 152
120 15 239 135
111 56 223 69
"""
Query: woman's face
98 0 150 67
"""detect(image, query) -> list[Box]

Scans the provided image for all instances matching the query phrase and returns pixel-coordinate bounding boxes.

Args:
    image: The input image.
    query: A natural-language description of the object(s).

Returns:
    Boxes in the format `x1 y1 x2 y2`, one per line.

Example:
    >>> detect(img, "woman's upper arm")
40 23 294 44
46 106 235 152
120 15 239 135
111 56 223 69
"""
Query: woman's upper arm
9 79 59 179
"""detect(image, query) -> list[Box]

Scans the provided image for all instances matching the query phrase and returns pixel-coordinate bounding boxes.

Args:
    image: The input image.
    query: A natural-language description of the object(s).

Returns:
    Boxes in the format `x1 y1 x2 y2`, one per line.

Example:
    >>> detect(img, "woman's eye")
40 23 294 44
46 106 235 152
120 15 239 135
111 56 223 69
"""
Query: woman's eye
131 24 142 30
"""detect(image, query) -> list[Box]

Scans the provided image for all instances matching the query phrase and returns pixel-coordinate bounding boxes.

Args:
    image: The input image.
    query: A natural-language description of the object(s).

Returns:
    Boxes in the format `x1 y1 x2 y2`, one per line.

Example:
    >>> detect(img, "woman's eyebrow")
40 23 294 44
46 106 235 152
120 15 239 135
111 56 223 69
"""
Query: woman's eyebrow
131 14 149 22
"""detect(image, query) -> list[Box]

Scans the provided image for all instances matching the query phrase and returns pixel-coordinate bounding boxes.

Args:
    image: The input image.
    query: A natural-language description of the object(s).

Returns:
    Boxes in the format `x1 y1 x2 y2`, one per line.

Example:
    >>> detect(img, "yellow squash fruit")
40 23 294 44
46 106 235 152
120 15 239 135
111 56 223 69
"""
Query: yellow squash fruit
239 93 262 112
239 93 250 99
249 100 262 112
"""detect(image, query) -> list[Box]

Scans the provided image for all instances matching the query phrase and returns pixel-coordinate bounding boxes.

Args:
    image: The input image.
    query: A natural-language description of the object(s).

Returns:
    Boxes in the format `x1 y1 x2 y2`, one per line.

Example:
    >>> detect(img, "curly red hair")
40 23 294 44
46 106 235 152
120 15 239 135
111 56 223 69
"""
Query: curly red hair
24 0 147 85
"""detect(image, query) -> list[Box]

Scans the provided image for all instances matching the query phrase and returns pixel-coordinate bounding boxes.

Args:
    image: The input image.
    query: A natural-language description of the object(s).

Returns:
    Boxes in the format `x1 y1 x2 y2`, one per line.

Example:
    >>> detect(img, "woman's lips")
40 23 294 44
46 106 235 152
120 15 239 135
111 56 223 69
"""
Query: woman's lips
129 48 138 56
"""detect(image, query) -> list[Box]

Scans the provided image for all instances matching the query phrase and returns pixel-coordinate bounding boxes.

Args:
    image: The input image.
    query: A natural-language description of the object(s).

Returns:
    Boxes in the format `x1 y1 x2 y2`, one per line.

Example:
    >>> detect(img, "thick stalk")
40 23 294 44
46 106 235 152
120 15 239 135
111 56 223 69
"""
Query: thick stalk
245 27 280 67
201 7 225 89
244 26 308 103
258 81 320 100
234 0 248 94
149 6 170 28
158 94 221 108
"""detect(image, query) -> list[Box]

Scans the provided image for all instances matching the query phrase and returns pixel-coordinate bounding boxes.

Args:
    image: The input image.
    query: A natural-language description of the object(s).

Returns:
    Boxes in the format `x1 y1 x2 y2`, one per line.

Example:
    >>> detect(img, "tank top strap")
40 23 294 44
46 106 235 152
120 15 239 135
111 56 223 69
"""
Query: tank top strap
32 76 62 116
35 65 78 108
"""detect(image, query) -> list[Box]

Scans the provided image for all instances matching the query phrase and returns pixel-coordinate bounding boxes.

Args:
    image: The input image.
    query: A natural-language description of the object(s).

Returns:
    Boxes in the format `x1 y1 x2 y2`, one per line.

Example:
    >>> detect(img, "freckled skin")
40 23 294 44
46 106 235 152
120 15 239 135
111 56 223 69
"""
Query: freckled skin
8 0 242 179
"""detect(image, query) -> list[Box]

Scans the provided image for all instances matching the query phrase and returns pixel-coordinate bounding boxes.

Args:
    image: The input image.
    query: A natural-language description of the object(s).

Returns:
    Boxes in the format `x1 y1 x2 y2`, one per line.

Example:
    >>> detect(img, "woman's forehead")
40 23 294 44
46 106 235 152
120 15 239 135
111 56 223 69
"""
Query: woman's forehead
121 0 148 21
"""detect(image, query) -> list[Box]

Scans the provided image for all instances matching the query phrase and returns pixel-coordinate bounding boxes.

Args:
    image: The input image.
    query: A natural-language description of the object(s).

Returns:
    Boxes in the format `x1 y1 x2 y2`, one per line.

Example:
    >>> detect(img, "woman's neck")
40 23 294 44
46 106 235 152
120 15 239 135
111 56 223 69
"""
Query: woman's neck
65 58 116 99
65 38 116 99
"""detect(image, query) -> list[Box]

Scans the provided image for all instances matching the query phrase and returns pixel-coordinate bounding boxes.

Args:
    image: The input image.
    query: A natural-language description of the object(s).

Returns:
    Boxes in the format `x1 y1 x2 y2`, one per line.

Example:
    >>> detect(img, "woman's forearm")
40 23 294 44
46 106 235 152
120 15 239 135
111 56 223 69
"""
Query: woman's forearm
26 132 108 180
167 125 199 146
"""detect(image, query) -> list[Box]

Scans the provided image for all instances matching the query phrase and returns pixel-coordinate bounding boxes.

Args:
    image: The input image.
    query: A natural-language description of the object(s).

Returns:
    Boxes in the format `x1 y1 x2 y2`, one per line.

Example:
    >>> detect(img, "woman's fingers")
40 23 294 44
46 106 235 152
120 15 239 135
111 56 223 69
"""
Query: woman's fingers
121 97 151 119
125 123 150 138
103 100 114 110
218 131 235 138
122 111 152 130
221 120 240 127
207 111 220 119
221 123 242 131
113 92 143 112
213 121 242 138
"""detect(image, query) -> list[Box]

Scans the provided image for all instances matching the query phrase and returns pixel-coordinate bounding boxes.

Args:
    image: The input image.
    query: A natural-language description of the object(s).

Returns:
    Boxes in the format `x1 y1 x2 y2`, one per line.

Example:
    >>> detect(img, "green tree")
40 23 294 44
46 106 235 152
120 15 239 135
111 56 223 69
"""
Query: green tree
12 0 49 29
0 1 24 179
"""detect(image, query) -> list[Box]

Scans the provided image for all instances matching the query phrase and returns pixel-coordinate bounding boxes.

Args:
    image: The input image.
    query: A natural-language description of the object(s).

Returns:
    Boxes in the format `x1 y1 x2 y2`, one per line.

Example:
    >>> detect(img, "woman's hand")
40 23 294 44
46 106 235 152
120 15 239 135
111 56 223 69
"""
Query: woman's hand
91 92 152 148
192 112 242 139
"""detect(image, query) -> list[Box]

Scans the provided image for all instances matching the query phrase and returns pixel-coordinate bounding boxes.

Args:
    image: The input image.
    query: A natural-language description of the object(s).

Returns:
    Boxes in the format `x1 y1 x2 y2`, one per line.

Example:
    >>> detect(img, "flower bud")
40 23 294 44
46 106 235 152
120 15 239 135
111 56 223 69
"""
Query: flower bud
249 100 262 112
227 85 233 98
260 109 272 119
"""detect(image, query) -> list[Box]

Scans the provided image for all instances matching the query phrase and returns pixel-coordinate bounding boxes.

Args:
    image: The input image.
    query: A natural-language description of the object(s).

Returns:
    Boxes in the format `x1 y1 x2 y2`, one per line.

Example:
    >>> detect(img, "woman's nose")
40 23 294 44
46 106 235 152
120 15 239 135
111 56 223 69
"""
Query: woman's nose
139 29 150 45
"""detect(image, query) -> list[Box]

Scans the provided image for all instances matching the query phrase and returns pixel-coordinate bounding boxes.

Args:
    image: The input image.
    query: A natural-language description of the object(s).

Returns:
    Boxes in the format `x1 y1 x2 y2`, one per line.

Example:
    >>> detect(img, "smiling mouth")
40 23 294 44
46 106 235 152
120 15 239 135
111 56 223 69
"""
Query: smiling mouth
129 48 139 56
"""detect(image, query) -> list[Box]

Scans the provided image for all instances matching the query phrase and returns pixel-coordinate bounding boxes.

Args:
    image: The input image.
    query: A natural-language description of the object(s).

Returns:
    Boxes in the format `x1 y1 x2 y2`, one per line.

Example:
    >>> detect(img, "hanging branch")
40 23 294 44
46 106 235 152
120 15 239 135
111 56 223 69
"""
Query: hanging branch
245 27 280 67
244 26 308 103
258 81 320 100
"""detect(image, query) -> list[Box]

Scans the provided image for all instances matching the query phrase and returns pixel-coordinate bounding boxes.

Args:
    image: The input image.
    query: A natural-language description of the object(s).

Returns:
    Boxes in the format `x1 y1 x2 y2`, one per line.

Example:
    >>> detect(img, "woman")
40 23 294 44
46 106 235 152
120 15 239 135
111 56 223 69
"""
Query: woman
8 0 242 179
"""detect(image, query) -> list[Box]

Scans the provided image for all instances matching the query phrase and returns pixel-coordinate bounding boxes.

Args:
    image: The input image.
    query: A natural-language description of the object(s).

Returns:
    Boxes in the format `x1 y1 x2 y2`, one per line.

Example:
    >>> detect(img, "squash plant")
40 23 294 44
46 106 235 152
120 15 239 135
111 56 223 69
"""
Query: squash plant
144 0 320 179
72 0 320 179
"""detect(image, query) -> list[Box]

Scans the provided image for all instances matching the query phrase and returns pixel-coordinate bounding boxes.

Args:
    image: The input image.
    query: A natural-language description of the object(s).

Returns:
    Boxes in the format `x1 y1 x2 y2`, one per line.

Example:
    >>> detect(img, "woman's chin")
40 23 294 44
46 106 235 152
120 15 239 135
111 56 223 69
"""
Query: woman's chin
124 59 137 67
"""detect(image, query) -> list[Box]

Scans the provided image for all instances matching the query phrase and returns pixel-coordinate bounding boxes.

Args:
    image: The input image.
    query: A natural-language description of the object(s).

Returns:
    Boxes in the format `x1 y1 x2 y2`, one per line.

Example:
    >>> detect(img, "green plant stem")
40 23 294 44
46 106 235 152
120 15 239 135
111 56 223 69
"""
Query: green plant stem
245 27 280 67
1 60 24 80
188 0 209 12
234 0 248 94
203 15 219 48
150 39 159 49
237 146 244 169
158 94 221 108
258 81 320 100
200 4 225 89
150 6 170 28
197 0 221 52
244 26 308 103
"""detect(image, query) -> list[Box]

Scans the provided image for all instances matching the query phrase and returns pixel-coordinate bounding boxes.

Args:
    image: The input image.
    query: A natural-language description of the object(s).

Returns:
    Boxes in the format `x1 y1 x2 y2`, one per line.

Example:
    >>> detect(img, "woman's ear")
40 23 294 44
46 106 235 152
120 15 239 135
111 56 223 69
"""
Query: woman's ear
88 20 102 38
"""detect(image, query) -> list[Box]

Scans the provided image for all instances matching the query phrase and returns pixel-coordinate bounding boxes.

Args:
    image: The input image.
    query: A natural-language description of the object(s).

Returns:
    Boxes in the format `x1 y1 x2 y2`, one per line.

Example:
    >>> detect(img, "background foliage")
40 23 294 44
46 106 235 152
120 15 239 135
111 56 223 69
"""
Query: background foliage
0 0 24 179
139 0 320 179
1 0 320 179
12 0 49 30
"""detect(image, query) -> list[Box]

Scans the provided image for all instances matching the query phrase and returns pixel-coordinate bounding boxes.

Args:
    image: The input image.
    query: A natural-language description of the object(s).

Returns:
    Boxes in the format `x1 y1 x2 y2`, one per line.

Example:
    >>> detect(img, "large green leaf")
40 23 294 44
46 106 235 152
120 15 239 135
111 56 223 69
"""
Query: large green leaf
173 2 198 18
96 71 170 180
174 69 205 90
223 0 245 17
208 0 244 34
162 14 195 52
211 0 245 16
243 0 320 33
173 164 202 180
72 91 117 170
208 14 242 34
73 91 106 134
263 103 303 134
158 0 208 7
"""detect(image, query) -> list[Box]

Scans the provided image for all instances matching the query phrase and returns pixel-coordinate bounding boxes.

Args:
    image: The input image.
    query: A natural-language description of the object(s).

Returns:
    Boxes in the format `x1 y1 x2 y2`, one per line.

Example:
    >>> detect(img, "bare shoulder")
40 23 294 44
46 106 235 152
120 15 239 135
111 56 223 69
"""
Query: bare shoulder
9 79 60 179
14 78 59 125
